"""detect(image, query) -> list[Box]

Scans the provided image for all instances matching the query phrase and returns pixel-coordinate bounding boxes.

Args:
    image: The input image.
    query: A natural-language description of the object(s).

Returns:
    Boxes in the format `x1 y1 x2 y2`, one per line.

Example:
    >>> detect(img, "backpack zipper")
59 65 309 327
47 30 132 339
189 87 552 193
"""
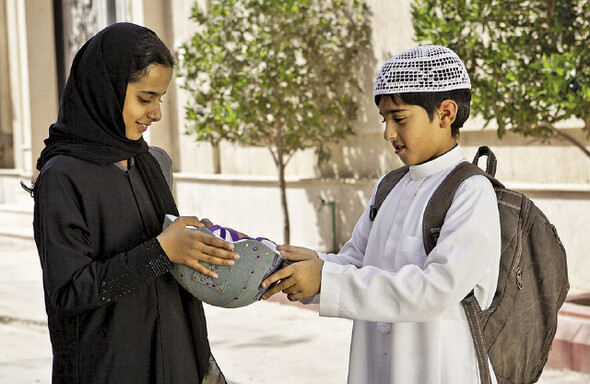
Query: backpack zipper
516 270 524 290
510 197 532 290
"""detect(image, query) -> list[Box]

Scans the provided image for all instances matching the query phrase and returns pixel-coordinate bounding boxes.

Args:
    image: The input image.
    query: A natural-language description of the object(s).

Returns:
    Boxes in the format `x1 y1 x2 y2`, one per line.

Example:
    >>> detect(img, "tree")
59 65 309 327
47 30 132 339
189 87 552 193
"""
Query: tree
177 0 371 243
412 0 590 158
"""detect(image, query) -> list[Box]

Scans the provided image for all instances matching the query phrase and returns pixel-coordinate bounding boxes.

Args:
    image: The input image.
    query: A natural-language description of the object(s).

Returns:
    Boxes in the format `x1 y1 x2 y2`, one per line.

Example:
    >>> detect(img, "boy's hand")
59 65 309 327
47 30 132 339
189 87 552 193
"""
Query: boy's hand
277 244 318 265
157 216 240 279
261 245 323 301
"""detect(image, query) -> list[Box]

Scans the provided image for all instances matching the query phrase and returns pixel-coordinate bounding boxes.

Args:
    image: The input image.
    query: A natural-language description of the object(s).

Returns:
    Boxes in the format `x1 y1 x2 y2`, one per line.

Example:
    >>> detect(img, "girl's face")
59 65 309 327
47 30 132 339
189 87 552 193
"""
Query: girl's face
378 96 456 165
123 64 173 140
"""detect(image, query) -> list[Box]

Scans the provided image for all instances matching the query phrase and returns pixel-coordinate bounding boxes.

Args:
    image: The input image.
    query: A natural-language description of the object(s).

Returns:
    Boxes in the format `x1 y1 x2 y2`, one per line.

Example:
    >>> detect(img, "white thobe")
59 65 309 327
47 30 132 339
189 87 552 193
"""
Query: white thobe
315 146 501 383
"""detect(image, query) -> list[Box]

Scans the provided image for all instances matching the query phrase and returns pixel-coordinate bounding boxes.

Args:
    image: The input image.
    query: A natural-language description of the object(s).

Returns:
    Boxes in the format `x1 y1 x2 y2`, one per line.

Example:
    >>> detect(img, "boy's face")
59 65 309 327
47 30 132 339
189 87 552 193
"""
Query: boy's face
378 95 456 165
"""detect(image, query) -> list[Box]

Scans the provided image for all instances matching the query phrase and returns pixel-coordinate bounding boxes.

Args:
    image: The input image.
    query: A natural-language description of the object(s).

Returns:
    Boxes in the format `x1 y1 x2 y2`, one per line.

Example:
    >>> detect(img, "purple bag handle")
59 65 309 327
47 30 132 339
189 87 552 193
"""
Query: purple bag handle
207 225 274 244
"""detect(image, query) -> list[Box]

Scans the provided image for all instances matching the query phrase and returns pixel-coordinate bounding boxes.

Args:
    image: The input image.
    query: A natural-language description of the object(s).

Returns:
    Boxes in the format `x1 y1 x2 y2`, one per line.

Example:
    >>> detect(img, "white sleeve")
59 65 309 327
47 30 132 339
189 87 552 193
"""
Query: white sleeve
300 211 372 306
319 176 501 323
299 180 382 305
319 174 388 267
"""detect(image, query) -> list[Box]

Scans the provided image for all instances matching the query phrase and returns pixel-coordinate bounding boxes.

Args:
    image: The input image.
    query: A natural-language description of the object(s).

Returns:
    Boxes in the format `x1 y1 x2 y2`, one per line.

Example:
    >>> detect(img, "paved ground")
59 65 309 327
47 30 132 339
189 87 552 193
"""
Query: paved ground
1 236 589 384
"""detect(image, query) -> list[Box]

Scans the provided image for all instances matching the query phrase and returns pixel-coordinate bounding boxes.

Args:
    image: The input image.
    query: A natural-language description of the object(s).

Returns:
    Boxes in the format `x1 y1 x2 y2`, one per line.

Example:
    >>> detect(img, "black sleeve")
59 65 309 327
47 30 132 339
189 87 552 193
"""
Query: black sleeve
34 165 172 314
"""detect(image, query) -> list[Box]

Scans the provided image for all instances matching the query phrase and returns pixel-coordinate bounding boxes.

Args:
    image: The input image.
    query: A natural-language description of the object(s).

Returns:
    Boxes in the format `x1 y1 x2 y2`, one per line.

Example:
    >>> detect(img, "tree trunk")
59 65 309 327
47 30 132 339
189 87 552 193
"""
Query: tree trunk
278 154 290 244
544 123 590 159
275 128 290 244
212 143 221 174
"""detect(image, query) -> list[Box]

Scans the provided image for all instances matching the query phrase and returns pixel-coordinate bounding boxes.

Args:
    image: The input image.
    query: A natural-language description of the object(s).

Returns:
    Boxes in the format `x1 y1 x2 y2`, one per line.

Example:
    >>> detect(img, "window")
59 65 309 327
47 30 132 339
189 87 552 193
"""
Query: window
53 0 128 97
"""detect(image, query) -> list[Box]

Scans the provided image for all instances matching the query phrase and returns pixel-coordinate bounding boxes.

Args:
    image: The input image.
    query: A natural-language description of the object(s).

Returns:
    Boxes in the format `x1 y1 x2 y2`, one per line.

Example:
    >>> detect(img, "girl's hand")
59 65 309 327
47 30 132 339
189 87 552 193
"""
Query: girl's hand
157 216 240 279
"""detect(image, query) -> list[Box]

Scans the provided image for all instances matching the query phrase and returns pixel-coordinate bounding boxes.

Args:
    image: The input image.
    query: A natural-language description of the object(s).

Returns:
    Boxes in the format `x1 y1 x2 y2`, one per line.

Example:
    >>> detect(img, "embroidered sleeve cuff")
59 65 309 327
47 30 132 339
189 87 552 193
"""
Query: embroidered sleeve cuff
144 238 174 277
100 238 173 305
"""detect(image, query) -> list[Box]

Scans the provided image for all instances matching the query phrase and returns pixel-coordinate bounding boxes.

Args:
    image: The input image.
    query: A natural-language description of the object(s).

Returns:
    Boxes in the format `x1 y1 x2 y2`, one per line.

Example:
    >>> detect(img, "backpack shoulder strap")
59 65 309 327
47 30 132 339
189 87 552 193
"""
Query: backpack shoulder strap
369 165 409 221
422 147 504 255
422 161 484 254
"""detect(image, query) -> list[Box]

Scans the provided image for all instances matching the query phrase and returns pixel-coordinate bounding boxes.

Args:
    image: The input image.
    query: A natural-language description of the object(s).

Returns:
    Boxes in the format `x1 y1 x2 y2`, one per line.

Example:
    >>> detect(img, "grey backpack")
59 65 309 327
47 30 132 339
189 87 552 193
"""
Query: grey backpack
369 146 569 384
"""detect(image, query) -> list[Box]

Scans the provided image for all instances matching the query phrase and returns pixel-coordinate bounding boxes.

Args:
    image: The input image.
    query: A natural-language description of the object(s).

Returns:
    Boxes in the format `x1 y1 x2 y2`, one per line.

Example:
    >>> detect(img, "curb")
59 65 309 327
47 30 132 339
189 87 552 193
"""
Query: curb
547 300 590 374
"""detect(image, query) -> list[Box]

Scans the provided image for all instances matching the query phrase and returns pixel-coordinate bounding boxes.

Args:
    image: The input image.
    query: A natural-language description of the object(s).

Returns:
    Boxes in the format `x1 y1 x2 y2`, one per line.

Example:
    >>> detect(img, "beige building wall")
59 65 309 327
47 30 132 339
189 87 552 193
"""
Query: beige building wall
25 0 59 176
1 0 589 294
134 0 181 169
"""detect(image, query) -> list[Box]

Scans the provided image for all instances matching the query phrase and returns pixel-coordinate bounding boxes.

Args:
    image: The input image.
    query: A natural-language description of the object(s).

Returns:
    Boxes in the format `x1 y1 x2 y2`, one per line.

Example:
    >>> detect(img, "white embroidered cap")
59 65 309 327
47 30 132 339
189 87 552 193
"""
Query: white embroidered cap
374 45 471 95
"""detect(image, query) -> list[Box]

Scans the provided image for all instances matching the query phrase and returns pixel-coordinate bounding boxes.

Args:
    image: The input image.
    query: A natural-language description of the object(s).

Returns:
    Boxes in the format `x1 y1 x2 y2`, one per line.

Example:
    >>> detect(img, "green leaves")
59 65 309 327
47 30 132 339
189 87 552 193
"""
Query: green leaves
412 0 590 145
177 0 371 163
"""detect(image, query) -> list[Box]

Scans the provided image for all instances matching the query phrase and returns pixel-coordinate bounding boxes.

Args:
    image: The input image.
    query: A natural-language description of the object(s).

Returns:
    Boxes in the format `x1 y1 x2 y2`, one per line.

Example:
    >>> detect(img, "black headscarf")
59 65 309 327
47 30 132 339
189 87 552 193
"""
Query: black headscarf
36 22 178 221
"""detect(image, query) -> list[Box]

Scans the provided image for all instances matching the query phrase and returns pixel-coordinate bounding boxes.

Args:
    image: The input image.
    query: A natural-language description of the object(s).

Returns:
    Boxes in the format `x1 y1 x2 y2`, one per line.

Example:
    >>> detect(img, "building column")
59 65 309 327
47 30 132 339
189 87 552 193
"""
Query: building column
0 0 14 169
24 0 59 175
4 0 59 175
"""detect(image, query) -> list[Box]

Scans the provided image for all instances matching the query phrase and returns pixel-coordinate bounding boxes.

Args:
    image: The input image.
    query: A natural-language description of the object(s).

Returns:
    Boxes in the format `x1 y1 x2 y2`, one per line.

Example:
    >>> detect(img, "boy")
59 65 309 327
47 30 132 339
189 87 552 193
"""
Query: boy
261 45 501 384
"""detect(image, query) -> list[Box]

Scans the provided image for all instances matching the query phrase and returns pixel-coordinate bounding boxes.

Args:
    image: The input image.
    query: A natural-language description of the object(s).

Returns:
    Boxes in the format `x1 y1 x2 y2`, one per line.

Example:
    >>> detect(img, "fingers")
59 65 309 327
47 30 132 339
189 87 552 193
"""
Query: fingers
175 215 205 228
260 265 298 300
192 230 235 253
260 282 285 300
286 292 306 302
276 245 318 262
260 262 304 300
261 277 303 301
187 261 221 279
200 218 214 227
282 283 299 295
183 232 239 270
260 265 294 290
190 250 237 266
277 244 316 255
276 244 298 253
178 250 236 280
261 275 297 300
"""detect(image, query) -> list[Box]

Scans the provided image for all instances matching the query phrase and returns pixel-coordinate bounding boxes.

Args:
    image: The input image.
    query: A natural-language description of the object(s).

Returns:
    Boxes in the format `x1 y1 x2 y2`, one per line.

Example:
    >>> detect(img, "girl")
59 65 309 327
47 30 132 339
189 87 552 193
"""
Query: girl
31 22 236 383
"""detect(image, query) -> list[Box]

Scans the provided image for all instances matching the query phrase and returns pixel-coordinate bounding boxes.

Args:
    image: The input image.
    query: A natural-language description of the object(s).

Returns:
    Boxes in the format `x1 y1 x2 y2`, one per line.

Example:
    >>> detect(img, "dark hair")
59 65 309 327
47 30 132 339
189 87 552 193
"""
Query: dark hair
374 89 471 138
128 30 175 83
